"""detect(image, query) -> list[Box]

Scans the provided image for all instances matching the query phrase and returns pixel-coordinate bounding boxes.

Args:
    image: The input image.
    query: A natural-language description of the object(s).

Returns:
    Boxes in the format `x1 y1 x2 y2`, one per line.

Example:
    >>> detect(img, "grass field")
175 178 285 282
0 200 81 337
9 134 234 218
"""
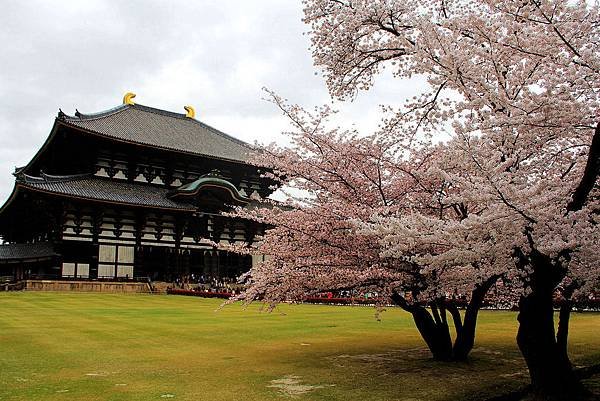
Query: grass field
0 293 599 401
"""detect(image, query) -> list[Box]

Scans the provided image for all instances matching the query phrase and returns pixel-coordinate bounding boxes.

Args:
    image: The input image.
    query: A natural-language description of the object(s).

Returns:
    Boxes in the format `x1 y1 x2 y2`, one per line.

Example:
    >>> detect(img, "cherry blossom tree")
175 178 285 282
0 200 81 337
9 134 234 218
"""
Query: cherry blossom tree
298 0 600 399
230 92 503 361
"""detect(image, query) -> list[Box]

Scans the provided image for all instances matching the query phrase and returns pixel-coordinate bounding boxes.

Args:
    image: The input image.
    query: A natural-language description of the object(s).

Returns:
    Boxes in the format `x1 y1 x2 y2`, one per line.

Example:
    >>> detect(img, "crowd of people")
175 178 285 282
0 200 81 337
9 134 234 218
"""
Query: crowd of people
166 275 600 310
172 274 243 294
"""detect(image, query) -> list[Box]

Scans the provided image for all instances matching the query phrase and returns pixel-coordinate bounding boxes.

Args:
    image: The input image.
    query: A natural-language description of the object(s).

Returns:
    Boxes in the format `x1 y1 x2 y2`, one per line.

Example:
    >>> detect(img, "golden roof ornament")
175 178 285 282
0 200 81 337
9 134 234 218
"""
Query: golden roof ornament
123 92 136 105
184 105 195 119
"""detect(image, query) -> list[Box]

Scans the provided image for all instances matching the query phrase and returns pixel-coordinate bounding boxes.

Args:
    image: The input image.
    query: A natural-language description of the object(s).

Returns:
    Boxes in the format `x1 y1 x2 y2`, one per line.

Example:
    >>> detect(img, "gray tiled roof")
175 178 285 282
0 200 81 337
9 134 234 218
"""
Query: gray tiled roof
17 174 196 211
0 242 56 261
59 104 254 163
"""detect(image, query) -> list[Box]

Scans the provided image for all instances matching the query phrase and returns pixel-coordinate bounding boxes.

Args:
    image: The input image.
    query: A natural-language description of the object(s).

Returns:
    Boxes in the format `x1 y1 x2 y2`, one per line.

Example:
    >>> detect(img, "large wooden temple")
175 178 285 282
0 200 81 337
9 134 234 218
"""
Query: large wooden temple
0 94 271 284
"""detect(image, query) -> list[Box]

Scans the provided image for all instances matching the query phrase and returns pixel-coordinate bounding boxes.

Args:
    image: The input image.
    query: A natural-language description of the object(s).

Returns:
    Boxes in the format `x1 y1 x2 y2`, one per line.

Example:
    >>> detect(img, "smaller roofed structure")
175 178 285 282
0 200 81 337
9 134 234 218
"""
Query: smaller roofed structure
0 242 57 263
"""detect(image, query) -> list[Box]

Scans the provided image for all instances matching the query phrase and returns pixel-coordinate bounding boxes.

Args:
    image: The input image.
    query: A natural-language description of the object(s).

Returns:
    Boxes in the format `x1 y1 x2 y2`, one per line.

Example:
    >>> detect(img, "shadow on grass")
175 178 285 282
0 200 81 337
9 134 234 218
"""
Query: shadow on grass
318 336 600 401
324 346 532 401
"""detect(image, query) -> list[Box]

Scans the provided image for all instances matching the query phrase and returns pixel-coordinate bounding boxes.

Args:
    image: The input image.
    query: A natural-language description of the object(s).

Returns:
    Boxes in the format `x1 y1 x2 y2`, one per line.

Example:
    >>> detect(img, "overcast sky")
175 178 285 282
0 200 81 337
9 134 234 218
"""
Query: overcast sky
0 0 421 203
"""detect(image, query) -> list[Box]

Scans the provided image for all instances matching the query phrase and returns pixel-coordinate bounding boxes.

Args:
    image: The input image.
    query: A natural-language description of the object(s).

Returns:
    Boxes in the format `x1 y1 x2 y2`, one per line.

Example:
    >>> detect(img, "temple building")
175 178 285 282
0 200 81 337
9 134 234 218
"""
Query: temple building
0 93 272 283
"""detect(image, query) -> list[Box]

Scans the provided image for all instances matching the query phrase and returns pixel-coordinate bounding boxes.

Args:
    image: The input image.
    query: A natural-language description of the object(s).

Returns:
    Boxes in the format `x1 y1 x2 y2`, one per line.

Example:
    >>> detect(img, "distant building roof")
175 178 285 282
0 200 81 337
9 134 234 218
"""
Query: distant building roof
58 104 255 163
16 173 196 211
0 242 57 262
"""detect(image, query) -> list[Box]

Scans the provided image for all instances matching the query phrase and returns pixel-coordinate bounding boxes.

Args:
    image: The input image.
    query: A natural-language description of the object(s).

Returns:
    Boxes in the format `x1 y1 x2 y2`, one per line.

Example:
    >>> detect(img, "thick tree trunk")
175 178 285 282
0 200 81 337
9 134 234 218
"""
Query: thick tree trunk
451 275 500 360
392 287 496 362
517 296 583 400
514 122 599 399
556 299 573 370
451 307 477 361
566 121 600 213
452 298 482 360
412 303 454 360
391 293 453 361
392 275 498 362
516 257 584 400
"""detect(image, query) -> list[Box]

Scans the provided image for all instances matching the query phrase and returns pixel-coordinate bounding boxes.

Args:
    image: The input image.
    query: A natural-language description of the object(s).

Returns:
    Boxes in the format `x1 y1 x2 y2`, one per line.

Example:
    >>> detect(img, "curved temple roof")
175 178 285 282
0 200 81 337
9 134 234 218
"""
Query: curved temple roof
169 174 251 205
3 172 257 213
12 173 196 211
58 103 256 163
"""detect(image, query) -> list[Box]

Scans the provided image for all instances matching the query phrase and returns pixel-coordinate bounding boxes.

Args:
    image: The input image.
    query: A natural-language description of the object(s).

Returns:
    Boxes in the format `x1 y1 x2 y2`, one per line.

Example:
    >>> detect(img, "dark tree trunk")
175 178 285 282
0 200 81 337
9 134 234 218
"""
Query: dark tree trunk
412 303 454 360
516 254 585 400
556 299 573 370
451 275 500 360
514 122 599 399
566 122 600 213
431 300 454 356
517 294 583 399
450 306 475 361
392 293 453 361
392 278 499 362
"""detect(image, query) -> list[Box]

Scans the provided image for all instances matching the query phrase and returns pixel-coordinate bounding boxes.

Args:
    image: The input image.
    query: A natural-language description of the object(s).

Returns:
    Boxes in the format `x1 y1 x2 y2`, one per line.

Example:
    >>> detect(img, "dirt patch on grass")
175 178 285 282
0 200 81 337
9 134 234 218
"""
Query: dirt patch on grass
331 347 431 366
268 375 333 398
84 372 110 377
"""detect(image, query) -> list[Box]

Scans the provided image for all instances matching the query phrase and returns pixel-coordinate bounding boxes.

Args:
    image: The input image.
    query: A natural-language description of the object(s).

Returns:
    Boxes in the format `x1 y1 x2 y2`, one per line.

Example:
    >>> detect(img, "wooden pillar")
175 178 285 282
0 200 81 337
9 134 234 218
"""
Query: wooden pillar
90 211 102 280
244 220 258 245
211 216 224 243
134 212 144 278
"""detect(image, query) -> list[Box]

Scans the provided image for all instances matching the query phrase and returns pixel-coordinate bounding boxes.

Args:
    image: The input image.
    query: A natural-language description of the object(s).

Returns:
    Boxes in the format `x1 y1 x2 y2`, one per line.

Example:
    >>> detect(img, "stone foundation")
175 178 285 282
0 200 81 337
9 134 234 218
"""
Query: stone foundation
24 280 151 293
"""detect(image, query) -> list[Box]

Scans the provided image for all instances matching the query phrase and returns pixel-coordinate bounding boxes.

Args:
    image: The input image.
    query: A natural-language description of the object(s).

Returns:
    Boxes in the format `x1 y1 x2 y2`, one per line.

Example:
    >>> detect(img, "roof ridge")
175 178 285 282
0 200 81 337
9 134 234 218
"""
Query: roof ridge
133 104 188 119
134 104 253 148
40 172 92 182
61 104 129 122
17 172 92 184
63 103 251 148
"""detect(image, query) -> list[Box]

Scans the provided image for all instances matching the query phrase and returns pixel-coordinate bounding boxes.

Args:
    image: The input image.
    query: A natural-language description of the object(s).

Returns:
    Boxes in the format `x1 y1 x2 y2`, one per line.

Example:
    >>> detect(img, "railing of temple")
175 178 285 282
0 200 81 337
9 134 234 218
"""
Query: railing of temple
0 281 25 291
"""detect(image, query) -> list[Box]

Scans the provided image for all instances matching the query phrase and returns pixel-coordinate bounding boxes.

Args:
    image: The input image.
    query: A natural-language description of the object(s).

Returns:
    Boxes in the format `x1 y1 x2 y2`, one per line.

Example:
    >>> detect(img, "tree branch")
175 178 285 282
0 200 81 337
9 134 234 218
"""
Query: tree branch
567 122 600 212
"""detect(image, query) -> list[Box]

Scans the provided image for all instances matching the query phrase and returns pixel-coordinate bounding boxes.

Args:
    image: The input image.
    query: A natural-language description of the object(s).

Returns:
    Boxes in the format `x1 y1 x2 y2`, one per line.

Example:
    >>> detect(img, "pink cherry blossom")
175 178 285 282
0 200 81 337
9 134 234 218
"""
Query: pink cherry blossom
227 1 599 398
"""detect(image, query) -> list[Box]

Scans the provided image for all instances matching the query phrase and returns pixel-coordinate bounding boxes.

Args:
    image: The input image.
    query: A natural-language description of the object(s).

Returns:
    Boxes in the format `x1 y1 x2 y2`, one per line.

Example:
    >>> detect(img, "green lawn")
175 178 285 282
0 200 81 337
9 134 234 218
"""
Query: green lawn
0 293 599 401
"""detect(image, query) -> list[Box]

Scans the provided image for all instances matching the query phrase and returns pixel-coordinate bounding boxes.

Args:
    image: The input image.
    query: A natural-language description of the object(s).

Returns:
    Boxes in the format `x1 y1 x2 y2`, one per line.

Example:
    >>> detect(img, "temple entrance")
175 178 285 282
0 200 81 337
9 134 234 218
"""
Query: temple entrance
135 245 251 286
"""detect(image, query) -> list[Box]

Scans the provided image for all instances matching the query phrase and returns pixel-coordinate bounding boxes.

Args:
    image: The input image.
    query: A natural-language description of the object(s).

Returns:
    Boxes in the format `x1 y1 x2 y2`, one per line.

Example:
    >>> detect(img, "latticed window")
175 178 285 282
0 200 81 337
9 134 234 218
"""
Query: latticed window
62 263 75 278
61 262 90 278
98 244 134 278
